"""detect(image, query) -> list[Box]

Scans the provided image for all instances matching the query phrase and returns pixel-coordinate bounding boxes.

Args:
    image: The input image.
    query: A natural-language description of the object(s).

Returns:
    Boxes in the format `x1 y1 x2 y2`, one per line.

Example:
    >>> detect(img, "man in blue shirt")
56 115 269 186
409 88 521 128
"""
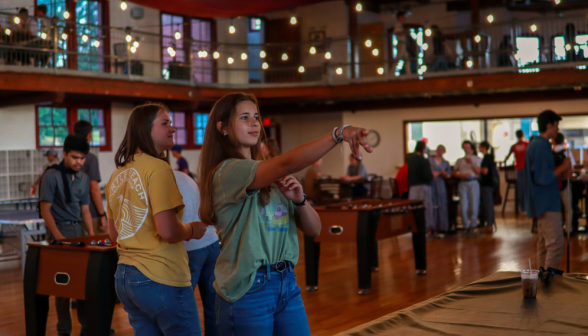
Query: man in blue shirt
171 145 190 175
524 110 572 270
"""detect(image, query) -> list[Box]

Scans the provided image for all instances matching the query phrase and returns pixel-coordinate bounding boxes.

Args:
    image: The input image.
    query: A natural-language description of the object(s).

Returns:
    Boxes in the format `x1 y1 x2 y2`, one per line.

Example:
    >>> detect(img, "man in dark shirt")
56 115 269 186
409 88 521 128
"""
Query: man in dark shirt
74 120 107 235
40 135 93 336
408 141 438 243
171 145 190 175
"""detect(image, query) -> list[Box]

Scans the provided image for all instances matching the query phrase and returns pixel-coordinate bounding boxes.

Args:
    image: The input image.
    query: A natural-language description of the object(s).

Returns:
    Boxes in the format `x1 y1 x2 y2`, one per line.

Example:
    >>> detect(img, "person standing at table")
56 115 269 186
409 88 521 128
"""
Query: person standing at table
171 145 191 176
39 135 94 336
343 154 369 197
174 171 220 336
408 141 437 239
74 120 108 235
525 110 572 270
504 130 529 214
479 141 498 234
453 141 482 233
30 149 60 195
429 145 452 236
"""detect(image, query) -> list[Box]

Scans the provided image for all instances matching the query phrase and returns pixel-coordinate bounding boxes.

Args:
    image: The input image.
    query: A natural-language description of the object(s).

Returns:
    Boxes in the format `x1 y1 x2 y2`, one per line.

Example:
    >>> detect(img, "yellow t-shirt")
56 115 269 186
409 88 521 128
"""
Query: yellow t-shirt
105 154 190 287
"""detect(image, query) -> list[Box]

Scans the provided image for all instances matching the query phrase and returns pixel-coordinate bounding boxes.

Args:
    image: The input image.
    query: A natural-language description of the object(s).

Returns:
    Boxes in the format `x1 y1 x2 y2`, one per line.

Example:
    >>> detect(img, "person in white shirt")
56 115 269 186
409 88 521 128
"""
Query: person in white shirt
174 171 220 336
452 141 482 233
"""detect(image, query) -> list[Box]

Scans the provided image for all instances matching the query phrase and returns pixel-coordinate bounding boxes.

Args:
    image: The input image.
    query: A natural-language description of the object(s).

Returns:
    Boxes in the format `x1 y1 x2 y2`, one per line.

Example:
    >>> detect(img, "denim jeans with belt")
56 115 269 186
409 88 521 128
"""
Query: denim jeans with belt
459 180 480 229
114 264 201 336
215 262 311 336
188 241 220 336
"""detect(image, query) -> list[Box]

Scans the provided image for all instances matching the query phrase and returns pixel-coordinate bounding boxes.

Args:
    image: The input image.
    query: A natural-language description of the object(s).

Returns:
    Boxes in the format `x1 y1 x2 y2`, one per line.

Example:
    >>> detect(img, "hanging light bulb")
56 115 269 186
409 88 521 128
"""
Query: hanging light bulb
336 67 343 75
167 46 176 57
325 52 332 59
290 16 297 25
372 48 379 56
5 29 10 36
61 33 67 40
260 50 266 58
93 40 100 47
530 24 537 32
200 50 208 58
298 66 305 73
356 2 362 11
121 1 127 10
425 29 432 37
565 44 571 51
125 34 132 42
555 0 561 4
377 67 384 75
133 40 139 48
82 34 89 42
487 14 494 23
309 46 316 54
227 57 234 64
14 17 20 24
282 53 288 61
40 32 47 39
130 46 137 53
63 11 70 19
174 31 181 40
474 35 481 43
241 52 248 60
213 51 220 59
421 65 427 72
229 25 236 34
262 62 268 69
422 43 429 51
365 39 372 47
466 60 473 68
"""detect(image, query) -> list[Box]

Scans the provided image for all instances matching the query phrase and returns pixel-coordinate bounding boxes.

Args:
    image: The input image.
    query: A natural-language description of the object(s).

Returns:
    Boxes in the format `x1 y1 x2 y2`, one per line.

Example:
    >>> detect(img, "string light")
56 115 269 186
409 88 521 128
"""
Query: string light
282 53 288 61
260 50 266 58
40 32 47 39
298 66 305 73
61 33 67 40
377 67 384 75
555 0 561 4
227 57 234 64
167 46 176 57
487 14 494 23
325 52 332 59
422 43 429 51
474 35 481 43
565 44 571 51
530 24 537 32
466 60 473 68
309 46 316 54
133 41 139 48
5 29 10 36
372 48 379 56
121 1 127 10
425 29 432 37
229 25 236 34
14 17 20 24
82 35 89 42
290 16 297 25
125 34 132 42
213 51 220 59
93 40 100 47
336 67 343 75
365 39 372 47
130 46 137 53
262 62 268 69
241 52 248 60
199 51 208 58
174 31 181 40
63 11 70 19
356 2 362 11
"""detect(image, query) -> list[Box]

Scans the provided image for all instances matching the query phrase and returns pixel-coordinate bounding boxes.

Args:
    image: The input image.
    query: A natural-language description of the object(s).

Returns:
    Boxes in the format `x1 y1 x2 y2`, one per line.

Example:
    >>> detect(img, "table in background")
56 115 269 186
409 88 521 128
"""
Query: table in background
0 210 45 277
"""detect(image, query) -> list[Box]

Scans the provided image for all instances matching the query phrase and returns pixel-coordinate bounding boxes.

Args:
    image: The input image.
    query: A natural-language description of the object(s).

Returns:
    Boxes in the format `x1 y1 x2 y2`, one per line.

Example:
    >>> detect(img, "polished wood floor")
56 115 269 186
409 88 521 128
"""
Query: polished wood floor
2 213 588 336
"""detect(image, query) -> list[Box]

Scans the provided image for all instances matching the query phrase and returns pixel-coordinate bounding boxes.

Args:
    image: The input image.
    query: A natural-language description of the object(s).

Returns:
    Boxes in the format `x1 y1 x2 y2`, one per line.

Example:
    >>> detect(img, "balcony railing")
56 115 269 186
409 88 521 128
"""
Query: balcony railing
0 11 587 88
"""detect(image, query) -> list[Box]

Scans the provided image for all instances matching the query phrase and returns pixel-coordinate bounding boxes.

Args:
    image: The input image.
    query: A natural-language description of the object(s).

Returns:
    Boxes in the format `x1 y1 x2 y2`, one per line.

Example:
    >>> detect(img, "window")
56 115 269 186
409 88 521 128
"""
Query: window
161 13 186 80
36 105 111 151
37 0 68 68
76 0 105 72
194 113 208 146
77 108 106 146
191 18 213 83
38 107 68 147
553 35 588 61
169 112 187 145
250 17 262 32
515 37 540 67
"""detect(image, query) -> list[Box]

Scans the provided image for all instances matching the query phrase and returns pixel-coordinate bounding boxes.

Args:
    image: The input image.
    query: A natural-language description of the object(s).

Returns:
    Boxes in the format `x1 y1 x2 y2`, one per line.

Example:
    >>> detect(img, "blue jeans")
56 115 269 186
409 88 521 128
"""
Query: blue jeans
459 180 480 228
215 263 311 336
516 169 526 212
188 241 220 336
114 264 201 336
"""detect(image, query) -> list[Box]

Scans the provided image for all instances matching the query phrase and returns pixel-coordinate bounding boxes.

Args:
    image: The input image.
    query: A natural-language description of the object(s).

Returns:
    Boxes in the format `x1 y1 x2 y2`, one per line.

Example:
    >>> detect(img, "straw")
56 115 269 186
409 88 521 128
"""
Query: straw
529 258 532 271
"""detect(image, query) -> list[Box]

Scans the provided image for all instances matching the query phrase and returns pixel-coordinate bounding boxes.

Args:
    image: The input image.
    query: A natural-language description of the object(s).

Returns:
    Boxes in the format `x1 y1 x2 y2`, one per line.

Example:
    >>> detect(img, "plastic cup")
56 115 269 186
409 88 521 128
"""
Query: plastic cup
521 269 539 298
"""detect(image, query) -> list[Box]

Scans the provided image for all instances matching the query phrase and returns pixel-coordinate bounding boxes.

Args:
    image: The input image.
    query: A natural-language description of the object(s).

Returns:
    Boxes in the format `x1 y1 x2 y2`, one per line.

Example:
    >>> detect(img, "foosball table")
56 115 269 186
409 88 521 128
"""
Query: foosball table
305 199 426 295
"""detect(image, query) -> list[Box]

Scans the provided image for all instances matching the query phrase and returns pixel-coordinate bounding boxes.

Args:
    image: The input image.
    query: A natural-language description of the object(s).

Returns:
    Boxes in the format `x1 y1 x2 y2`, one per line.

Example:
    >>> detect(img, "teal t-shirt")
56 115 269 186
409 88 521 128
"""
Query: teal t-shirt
212 159 300 302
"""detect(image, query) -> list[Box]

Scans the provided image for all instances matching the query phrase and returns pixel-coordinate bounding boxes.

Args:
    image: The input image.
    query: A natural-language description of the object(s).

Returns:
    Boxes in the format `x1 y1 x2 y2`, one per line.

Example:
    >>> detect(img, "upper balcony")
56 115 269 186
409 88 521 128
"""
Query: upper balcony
1 8 587 112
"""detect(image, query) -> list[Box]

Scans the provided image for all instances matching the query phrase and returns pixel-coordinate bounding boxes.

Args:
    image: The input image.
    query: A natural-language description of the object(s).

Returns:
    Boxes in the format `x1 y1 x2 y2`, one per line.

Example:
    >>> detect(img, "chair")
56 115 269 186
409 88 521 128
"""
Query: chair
501 166 519 215
368 174 383 199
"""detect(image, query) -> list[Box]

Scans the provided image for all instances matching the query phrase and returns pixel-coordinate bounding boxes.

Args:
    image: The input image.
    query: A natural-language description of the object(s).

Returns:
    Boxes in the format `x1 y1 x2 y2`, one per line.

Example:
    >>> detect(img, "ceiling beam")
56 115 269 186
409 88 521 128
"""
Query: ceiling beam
0 91 65 108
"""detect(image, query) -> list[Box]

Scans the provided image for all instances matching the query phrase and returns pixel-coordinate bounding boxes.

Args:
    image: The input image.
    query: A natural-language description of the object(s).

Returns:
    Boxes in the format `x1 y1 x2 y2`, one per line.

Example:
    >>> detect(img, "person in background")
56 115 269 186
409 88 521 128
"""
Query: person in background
11 8 36 35
30 149 60 195
392 11 409 75
343 154 369 197
395 154 410 199
260 137 281 159
431 25 450 72
552 132 575 236
504 130 528 214
525 110 572 270
479 141 498 234
408 141 437 242
174 170 220 336
304 159 323 201
171 145 190 175
75 120 107 235
429 145 452 236
453 141 482 233
39 135 94 336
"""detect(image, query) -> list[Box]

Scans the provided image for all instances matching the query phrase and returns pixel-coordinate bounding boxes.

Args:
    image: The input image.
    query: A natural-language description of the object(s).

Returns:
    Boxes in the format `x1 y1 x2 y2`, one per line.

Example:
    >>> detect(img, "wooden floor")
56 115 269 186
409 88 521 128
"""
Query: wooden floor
2 213 588 336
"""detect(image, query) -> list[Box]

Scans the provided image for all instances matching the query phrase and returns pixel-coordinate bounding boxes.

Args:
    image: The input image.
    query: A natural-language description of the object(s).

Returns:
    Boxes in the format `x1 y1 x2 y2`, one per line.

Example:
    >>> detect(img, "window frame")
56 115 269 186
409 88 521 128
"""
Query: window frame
35 103 112 151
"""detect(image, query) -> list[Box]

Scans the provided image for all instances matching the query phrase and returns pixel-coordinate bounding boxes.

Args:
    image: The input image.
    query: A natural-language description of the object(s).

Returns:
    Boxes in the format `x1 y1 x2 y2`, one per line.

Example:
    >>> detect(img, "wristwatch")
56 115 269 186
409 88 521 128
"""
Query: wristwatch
98 213 106 217
293 194 307 206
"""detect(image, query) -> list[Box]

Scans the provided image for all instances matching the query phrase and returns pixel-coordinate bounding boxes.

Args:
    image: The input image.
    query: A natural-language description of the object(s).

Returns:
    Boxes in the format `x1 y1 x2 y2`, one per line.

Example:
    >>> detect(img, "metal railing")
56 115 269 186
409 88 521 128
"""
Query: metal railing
0 11 587 87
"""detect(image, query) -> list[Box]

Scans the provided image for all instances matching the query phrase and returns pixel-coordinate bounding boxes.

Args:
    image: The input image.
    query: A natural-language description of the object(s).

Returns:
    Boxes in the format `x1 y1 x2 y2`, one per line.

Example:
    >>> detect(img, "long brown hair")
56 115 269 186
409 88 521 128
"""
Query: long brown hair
199 93 269 225
115 102 169 168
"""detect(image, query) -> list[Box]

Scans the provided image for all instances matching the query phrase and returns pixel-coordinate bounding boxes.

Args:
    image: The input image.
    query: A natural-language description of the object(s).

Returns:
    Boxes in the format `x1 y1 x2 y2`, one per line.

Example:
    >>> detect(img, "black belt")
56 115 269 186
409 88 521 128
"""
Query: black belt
257 261 292 273
56 221 82 226
460 178 478 182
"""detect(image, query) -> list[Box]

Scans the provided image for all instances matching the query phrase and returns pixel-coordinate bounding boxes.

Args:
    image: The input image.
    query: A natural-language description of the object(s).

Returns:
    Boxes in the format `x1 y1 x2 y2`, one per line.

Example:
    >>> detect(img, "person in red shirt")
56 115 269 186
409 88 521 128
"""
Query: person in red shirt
395 154 411 199
504 130 529 213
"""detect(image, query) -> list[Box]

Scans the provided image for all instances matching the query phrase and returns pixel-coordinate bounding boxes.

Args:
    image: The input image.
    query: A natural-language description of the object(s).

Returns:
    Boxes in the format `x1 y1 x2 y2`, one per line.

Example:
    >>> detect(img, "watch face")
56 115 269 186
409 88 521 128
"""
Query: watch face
366 130 381 148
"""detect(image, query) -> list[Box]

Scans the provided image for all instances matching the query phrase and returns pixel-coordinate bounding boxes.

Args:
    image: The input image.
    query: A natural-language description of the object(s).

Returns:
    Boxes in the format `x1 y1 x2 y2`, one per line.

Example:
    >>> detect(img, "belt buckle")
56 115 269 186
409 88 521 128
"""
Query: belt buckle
275 261 287 272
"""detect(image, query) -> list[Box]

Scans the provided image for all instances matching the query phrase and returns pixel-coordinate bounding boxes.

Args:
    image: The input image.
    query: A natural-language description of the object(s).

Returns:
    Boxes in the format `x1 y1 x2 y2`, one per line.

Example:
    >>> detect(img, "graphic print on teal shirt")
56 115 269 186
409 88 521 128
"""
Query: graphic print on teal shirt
261 200 290 232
